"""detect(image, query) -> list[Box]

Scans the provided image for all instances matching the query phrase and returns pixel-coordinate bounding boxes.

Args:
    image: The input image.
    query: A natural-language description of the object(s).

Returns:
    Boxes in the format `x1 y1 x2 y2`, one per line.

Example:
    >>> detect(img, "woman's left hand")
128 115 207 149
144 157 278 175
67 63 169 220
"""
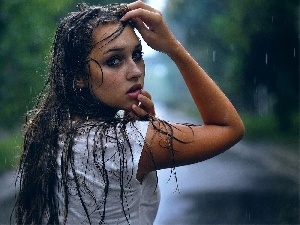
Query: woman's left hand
121 0 178 55
125 89 155 119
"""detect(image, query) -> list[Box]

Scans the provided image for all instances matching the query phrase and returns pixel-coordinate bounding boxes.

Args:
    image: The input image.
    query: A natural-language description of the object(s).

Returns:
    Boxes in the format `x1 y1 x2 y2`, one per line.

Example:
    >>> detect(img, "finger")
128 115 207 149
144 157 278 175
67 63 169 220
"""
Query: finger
132 104 149 118
138 94 155 116
130 17 151 38
140 89 152 100
127 1 160 14
121 8 161 26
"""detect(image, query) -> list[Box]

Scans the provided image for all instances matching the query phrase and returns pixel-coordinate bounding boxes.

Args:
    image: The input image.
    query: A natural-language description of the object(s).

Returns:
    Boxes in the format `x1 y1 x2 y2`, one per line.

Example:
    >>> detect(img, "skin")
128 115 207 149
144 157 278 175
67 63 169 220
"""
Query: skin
81 1 244 183
120 1 245 182
78 23 155 118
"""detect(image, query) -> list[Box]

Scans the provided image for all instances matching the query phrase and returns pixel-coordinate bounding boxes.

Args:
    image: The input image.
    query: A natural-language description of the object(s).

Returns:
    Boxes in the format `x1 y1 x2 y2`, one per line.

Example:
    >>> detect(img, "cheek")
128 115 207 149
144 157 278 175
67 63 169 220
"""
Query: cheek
101 78 118 92
92 72 121 97
88 63 104 88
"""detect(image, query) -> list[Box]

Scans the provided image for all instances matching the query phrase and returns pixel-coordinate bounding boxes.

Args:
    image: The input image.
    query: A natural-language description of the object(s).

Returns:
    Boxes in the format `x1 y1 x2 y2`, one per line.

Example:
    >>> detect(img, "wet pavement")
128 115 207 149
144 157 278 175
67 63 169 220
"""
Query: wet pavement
154 141 299 224
0 170 16 225
153 104 299 224
0 105 299 224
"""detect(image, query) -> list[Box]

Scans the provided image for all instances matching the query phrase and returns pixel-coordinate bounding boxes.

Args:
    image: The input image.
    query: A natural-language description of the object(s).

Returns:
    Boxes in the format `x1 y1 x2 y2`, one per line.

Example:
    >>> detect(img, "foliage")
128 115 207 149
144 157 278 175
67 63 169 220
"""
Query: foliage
0 131 21 171
165 0 299 132
215 0 299 131
0 0 133 172
165 0 235 91
0 0 131 130
241 113 299 146
0 0 73 129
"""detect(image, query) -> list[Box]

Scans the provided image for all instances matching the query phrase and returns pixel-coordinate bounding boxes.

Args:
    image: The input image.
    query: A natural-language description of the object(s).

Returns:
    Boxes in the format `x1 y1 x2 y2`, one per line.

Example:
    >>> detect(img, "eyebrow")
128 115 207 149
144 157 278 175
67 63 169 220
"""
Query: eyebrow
103 47 125 55
103 43 142 55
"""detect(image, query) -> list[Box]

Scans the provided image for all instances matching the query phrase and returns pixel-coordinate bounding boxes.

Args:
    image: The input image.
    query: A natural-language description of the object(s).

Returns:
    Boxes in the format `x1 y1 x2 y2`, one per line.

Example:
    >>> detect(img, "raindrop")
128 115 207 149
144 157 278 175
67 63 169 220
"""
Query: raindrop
265 53 268 65
212 51 216 62
294 48 296 58
271 16 274 23
30 86 32 95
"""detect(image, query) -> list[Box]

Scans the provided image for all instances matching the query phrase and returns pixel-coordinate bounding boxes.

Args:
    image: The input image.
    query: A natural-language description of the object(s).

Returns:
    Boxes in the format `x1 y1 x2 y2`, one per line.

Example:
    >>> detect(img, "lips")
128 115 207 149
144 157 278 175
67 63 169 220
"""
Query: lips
127 84 142 99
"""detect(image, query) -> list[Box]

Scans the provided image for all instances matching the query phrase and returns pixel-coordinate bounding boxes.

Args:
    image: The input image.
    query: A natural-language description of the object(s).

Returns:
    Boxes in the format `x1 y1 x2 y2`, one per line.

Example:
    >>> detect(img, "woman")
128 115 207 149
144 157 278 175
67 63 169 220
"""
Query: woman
14 1 245 224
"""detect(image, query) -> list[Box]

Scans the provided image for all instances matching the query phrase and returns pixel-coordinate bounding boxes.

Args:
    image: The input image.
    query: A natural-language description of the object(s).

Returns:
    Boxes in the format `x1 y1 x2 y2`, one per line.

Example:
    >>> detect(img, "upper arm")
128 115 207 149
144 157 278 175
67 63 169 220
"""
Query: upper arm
136 119 243 181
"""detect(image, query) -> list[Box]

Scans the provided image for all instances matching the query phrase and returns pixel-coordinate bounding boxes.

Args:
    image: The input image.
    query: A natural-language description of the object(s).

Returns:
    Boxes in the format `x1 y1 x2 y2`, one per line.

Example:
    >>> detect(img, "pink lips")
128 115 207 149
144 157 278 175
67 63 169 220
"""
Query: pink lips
127 84 142 99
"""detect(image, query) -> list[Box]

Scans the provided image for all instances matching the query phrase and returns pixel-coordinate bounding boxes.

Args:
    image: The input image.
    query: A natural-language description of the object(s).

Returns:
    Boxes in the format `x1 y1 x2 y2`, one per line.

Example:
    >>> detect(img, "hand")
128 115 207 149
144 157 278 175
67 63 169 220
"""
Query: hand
125 89 155 120
121 1 178 55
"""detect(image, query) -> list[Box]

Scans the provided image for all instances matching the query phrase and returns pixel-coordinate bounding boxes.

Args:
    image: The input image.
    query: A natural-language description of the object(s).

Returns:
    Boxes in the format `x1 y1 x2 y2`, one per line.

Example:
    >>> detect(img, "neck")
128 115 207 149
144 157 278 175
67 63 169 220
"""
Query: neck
69 87 118 120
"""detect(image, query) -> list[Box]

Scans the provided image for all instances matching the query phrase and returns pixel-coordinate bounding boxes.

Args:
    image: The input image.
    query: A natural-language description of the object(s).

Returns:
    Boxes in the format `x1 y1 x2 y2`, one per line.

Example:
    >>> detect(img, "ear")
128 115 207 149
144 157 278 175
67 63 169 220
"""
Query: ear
75 77 86 88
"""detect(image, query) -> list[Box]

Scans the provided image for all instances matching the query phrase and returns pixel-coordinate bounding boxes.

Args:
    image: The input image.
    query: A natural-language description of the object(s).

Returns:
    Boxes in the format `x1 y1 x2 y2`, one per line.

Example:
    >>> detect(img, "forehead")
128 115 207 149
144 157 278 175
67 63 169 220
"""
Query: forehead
92 23 139 50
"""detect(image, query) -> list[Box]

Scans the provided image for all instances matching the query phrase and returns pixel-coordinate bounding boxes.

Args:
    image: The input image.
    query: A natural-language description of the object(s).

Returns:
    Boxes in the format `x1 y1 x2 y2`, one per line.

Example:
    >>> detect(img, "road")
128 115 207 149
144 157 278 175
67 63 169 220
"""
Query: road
153 104 299 224
154 141 299 224
0 104 299 224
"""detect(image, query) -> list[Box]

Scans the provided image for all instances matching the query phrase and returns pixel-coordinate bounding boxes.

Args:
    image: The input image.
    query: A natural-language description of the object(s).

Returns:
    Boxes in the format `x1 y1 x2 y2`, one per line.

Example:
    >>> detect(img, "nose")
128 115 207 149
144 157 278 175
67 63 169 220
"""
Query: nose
126 59 143 80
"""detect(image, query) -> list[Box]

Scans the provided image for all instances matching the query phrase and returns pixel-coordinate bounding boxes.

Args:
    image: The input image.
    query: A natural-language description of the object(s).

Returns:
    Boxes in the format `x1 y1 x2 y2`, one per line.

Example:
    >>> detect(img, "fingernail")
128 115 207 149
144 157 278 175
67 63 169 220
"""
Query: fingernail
138 94 143 100
132 104 137 110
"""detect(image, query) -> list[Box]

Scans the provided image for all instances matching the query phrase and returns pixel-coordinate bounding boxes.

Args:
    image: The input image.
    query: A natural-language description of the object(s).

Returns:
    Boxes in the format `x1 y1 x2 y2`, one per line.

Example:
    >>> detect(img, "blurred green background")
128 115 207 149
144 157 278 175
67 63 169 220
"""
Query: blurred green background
0 0 299 171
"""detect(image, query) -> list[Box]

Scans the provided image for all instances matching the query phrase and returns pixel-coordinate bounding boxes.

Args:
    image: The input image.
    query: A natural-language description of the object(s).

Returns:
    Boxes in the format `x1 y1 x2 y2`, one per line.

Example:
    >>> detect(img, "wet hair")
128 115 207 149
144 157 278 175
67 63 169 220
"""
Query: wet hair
13 2 188 225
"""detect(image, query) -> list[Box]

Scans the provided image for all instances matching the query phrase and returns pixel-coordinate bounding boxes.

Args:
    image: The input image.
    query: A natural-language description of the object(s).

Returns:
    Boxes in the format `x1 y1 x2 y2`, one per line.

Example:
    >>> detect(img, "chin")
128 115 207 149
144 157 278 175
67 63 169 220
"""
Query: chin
124 101 139 112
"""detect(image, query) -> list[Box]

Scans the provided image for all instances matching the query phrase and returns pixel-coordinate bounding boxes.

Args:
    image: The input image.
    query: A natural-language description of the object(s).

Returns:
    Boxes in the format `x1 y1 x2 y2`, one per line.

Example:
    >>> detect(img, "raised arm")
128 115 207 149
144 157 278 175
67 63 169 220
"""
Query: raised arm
122 1 245 181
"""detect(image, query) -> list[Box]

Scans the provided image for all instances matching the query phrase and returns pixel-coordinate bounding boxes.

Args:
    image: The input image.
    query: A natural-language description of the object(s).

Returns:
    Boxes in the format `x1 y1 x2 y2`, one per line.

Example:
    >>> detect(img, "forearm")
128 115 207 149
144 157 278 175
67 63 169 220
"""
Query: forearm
168 41 244 130
123 0 244 133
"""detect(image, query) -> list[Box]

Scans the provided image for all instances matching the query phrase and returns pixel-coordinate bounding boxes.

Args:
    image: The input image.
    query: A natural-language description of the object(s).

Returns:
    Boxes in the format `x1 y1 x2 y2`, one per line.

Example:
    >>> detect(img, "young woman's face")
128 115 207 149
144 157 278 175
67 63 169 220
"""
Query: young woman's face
86 23 145 112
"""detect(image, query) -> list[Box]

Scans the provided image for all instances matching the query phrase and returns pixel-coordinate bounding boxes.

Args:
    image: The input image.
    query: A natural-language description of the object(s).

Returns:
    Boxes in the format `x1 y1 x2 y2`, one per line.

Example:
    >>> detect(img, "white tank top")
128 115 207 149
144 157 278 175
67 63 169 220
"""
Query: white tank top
55 121 160 224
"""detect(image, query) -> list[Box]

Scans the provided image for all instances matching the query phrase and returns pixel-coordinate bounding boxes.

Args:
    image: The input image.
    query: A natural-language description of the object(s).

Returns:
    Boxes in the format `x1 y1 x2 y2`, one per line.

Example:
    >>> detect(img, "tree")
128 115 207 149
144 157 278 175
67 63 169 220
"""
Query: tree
0 0 131 129
0 0 74 129
157 0 235 112
165 0 299 131
214 0 299 130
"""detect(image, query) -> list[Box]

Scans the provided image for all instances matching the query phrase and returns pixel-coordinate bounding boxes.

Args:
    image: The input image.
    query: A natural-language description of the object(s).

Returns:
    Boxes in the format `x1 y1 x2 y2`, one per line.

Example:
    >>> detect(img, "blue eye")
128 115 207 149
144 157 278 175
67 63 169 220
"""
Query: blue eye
106 56 121 67
132 51 144 61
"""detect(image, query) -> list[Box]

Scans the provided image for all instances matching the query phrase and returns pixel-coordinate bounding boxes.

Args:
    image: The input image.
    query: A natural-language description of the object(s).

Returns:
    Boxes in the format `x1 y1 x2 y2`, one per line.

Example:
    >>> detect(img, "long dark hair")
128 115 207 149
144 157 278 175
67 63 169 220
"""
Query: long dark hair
14 3 134 224
14 2 186 224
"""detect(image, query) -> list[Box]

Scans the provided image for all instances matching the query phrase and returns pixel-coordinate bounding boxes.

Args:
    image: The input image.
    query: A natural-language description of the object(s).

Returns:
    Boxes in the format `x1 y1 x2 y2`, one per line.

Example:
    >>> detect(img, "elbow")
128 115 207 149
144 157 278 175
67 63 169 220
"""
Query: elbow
234 118 245 142
223 120 245 151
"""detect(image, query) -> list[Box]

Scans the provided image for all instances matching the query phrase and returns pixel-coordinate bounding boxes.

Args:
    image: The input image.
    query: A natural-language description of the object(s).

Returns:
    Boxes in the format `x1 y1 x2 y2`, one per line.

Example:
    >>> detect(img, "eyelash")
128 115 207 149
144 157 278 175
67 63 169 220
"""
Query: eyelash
106 56 121 67
106 50 144 67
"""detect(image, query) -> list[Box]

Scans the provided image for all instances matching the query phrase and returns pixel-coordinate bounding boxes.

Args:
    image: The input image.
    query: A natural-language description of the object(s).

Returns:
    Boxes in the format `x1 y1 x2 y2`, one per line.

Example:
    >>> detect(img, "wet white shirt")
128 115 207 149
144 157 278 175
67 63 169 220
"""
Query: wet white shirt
55 121 160 225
